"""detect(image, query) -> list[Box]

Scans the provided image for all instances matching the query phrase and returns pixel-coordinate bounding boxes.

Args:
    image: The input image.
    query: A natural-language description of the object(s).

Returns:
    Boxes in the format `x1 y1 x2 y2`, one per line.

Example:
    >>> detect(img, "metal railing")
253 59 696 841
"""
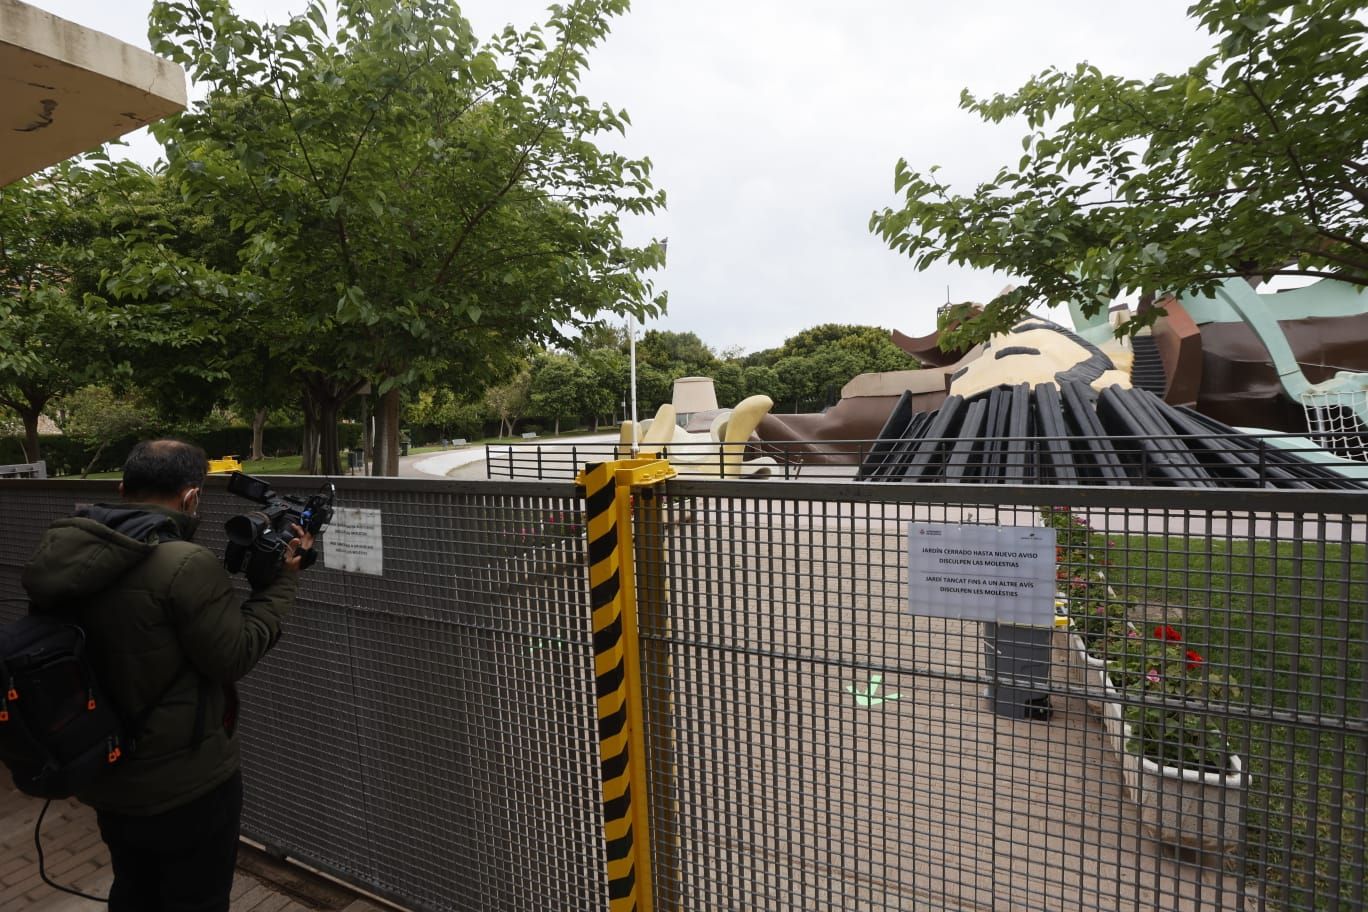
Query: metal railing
486 434 1368 487
0 475 1364 911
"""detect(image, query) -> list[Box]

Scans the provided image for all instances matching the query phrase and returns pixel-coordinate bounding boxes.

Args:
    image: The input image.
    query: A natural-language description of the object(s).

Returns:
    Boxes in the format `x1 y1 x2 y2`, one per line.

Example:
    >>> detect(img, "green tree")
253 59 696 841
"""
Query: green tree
742 364 782 403
484 368 532 438
635 330 718 377
529 352 596 435
59 385 159 477
713 360 744 408
632 364 673 419
871 0 1368 344
406 388 485 441
0 167 122 463
578 346 627 428
147 0 667 474
773 356 818 413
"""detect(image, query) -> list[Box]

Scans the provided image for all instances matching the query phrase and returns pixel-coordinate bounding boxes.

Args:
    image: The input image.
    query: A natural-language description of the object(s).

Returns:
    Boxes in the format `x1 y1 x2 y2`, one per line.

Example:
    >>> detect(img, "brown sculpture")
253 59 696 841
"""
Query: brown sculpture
754 362 965 464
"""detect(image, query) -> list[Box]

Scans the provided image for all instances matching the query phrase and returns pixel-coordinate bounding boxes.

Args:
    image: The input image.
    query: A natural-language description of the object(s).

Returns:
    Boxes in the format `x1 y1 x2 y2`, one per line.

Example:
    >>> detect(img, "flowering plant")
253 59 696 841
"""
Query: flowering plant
1044 507 1128 651
507 509 584 546
1109 629 1240 772
1042 507 1240 773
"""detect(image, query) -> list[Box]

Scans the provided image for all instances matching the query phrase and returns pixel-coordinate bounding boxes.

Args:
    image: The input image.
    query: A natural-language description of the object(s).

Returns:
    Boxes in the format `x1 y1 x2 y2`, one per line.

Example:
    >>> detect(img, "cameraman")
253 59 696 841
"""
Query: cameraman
21 439 313 912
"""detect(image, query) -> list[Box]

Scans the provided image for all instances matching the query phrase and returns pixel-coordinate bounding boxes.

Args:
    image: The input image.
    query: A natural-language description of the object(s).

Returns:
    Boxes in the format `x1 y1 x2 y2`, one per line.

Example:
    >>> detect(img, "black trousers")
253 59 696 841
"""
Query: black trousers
96 771 243 912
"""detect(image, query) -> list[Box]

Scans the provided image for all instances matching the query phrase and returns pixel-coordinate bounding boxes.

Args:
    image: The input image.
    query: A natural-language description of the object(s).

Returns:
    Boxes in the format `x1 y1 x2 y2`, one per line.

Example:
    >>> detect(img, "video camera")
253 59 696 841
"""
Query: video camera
223 472 335 589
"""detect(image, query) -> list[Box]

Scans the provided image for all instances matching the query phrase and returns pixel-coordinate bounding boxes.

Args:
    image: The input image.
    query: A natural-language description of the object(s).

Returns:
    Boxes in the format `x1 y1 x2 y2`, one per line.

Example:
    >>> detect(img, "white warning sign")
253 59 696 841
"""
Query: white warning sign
322 507 384 576
907 522 1056 625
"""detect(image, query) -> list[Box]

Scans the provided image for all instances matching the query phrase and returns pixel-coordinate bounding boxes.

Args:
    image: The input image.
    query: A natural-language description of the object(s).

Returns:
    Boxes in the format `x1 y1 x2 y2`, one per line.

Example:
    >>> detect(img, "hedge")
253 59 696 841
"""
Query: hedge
0 424 363 477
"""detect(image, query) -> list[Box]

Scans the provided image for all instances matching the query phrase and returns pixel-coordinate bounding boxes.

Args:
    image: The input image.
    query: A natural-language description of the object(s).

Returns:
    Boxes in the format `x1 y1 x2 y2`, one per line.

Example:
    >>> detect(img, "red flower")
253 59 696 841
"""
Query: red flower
1153 625 1182 642
1185 650 1204 669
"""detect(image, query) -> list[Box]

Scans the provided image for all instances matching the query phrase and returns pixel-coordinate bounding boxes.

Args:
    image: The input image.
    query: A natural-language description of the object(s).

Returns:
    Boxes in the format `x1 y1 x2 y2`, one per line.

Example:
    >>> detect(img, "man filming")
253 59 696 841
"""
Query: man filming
21 439 314 911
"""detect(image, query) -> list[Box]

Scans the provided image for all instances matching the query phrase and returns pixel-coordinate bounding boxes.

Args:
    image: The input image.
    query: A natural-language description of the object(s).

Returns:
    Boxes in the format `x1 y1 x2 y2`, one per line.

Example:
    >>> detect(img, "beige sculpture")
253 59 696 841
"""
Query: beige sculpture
619 394 776 477
948 321 1135 400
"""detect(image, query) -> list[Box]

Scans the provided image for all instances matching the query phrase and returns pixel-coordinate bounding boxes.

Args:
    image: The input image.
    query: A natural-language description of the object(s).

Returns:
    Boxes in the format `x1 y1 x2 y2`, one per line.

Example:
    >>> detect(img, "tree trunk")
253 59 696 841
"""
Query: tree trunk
554 417 560 436
81 441 109 479
301 376 365 475
378 387 401 476
318 399 342 475
371 412 388 476
20 409 40 464
251 408 267 461
300 397 319 474
360 392 372 473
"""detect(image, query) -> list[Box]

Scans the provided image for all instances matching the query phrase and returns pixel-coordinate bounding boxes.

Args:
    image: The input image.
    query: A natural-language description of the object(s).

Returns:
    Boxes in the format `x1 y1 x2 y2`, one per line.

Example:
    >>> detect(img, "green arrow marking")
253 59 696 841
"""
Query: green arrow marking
847 673 900 708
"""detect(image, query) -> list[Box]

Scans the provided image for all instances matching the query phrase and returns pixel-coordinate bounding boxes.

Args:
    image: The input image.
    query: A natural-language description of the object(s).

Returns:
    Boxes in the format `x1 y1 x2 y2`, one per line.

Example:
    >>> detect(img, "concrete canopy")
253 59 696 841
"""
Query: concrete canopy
1 0 186 186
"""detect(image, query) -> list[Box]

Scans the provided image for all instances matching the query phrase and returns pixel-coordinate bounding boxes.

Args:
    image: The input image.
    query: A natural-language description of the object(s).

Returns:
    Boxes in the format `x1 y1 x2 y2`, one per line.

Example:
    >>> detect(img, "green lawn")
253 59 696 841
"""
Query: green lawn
1108 534 1366 911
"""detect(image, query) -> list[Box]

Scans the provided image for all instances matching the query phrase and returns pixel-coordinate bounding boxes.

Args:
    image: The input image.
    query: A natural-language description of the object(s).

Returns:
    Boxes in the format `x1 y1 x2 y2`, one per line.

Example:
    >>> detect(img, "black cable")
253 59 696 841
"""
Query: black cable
35 799 109 903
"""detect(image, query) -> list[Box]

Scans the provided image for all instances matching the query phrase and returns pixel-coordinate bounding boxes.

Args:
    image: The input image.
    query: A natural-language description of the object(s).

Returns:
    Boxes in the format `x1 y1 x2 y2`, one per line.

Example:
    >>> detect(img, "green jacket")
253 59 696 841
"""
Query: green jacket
21 503 298 815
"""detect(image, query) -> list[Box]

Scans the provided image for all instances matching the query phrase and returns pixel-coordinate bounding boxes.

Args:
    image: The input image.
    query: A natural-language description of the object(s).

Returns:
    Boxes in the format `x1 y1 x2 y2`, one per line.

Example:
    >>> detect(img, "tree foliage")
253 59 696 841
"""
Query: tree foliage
145 0 666 472
484 368 532 438
528 352 596 435
59 385 159 477
871 0 1368 345
0 167 126 461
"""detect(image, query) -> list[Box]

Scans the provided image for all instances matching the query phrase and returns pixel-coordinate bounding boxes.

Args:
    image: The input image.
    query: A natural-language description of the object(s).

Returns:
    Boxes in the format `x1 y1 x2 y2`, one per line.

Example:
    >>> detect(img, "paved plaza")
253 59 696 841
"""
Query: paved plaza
0 785 388 911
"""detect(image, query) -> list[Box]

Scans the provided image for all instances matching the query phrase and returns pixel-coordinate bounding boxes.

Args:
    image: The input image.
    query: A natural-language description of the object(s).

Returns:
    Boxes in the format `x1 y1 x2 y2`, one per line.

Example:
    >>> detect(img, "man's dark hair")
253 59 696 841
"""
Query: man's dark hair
122 439 208 500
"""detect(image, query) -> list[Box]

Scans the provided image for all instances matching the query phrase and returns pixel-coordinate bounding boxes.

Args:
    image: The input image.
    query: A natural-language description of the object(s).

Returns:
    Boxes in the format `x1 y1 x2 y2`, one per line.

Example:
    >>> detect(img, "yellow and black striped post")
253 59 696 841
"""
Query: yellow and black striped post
578 458 674 912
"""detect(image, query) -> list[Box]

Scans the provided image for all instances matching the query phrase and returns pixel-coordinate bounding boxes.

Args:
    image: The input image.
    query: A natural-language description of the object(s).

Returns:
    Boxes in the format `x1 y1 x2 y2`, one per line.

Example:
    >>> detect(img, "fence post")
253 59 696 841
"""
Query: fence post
635 483 679 911
577 457 675 912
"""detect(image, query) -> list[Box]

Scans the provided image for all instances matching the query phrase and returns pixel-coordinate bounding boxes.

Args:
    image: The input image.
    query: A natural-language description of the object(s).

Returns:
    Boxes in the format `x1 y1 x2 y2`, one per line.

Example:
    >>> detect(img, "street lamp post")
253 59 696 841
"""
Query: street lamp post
625 237 667 459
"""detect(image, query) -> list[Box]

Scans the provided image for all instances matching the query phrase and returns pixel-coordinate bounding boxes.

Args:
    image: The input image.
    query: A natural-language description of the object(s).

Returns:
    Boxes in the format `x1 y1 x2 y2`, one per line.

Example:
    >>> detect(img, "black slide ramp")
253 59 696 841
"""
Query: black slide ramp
857 390 915 479
902 395 967 481
1006 383 1034 483
1096 386 1213 486
1059 380 1130 484
1032 384 1078 484
871 411 933 481
945 397 989 482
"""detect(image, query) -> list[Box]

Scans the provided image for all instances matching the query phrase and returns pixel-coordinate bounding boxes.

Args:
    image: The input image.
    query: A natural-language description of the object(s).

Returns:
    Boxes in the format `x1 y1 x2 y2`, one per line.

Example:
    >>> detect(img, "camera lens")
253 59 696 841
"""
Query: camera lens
225 511 271 548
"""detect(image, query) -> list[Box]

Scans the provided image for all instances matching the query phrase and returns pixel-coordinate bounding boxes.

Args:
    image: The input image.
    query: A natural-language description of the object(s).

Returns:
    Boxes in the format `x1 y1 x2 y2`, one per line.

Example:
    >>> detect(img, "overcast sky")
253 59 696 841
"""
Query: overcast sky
33 1 1214 354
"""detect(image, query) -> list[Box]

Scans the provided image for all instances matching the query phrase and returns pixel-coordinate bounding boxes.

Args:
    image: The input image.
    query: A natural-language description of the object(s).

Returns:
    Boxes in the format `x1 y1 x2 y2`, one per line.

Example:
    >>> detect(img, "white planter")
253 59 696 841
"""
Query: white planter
1064 630 1122 713
1121 723 1248 852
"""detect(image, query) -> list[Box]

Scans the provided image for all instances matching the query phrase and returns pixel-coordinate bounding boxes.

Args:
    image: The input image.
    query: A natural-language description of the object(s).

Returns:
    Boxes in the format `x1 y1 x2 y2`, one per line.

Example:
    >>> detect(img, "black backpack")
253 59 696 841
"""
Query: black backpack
0 613 130 799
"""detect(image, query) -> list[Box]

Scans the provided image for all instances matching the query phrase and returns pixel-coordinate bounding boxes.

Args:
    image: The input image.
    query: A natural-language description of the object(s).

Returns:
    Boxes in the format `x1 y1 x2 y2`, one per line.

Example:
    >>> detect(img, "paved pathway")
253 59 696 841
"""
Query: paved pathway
1 785 389 911
397 434 621 481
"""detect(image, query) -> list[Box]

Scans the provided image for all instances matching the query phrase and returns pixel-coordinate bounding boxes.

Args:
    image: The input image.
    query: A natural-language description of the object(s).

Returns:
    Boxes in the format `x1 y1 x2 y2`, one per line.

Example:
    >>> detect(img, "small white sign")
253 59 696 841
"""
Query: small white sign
322 507 384 576
907 522 1056 625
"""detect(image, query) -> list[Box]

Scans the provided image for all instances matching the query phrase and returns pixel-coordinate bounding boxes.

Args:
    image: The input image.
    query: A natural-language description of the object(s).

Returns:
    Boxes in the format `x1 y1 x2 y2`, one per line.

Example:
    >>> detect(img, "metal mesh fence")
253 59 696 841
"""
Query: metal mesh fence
636 480 1367 912
0 477 608 912
2 475 1365 911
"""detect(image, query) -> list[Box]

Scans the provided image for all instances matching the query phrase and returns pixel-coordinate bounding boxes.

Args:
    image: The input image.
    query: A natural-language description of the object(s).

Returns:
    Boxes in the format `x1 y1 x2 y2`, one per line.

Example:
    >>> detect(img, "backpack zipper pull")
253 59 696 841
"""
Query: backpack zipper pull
106 735 122 764
0 691 8 723
5 676 17 702
86 688 96 712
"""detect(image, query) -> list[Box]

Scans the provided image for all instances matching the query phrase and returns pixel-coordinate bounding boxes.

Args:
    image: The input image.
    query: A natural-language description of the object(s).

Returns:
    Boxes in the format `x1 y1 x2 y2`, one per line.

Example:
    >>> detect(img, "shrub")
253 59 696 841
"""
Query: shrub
1044 505 1241 772
1 424 362 476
